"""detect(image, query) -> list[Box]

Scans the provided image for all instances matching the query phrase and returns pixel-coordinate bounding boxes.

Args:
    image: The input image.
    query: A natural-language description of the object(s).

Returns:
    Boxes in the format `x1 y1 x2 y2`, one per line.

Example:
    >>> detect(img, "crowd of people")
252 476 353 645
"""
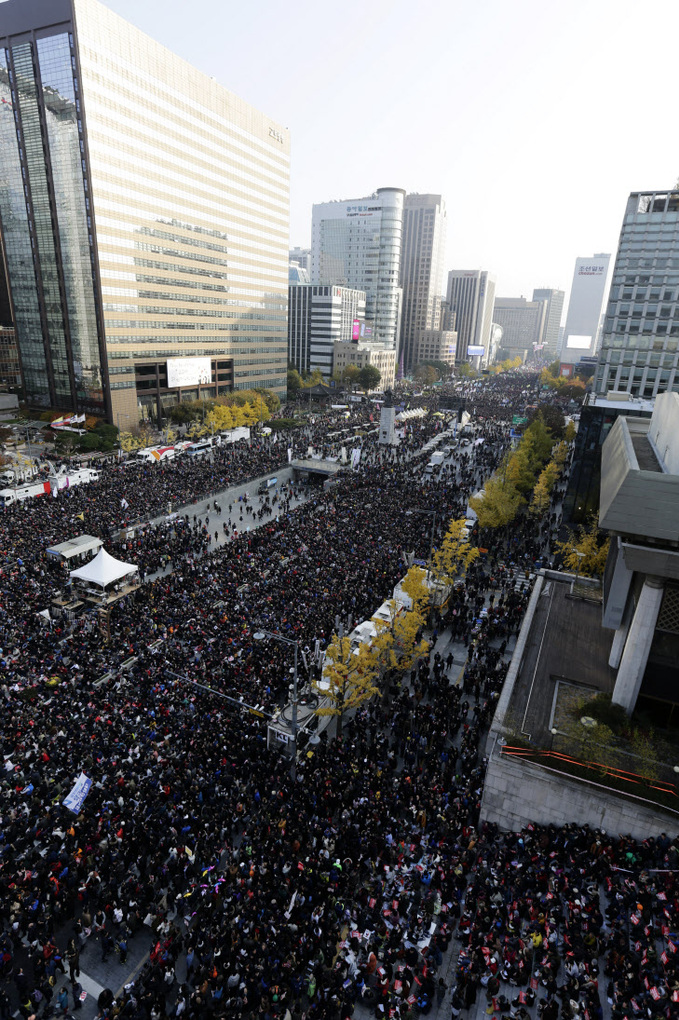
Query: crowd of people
0 373 677 1020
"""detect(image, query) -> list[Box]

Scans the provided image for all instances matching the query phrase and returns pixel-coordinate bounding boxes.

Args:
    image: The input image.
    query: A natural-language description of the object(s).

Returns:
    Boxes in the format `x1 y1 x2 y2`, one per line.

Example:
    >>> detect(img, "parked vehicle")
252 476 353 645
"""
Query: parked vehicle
135 446 176 464
257 476 278 495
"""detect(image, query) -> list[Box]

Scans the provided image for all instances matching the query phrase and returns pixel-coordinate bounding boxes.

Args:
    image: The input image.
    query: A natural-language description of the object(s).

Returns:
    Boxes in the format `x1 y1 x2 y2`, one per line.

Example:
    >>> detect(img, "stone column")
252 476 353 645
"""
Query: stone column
611 576 665 714
608 602 632 669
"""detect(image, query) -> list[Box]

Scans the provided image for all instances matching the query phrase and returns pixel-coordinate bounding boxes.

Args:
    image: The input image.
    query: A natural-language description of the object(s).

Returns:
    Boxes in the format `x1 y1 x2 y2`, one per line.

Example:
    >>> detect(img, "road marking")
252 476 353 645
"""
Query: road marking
78 969 105 1000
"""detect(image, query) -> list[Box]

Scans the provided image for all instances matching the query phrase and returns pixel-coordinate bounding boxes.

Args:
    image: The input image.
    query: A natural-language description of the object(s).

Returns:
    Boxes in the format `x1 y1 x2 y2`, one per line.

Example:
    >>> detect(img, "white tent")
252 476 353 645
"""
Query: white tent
69 548 138 590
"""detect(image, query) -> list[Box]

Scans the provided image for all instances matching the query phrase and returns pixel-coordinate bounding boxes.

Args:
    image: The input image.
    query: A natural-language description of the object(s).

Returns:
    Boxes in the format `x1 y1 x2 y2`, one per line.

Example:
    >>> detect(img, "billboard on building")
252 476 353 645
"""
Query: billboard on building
565 335 592 350
467 345 485 357
352 319 361 340
166 357 212 388
361 323 372 339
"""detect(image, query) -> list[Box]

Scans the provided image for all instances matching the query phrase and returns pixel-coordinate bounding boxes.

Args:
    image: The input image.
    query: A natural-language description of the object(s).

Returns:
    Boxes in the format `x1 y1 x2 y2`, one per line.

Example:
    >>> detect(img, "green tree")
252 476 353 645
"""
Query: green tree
456 362 478 378
414 364 438 386
314 634 382 738
528 405 566 439
287 368 303 396
564 420 577 443
358 364 381 391
342 365 361 390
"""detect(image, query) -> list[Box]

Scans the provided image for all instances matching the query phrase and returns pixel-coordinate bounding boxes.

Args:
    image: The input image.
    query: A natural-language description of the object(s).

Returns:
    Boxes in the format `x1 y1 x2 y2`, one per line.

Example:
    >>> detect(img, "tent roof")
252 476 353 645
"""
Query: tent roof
69 547 138 588
46 534 103 561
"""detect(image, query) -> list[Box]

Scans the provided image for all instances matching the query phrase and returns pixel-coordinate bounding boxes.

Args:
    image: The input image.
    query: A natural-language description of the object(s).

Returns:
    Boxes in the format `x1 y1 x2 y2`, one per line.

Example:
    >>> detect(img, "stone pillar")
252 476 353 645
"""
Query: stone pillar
608 602 632 669
611 576 665 714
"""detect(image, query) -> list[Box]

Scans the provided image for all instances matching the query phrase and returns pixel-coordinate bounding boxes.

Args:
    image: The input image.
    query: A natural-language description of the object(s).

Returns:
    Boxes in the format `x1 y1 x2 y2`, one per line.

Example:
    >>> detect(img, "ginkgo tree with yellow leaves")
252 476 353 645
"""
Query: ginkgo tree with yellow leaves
556 515 610 577
372 567 431 673
313 633 382 739
431 518 480 586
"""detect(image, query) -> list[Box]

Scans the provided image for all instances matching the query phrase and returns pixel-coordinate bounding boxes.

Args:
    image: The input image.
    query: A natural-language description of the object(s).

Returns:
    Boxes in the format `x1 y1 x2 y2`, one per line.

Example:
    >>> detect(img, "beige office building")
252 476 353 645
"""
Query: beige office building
0 0 290 424
332 342 396 389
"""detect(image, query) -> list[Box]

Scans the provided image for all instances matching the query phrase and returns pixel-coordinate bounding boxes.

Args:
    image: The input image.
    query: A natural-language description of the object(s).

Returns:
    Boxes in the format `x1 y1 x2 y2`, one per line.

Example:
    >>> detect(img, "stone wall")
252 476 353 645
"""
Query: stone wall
480 747 679 840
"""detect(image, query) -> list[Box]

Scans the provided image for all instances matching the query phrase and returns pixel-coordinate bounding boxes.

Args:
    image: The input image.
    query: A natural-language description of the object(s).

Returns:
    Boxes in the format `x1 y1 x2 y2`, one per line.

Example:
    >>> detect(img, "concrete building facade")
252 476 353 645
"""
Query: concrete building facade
594 190 679 398
311 189 405 351
599 392 679 722
399 194 447 371
332 342 395 390
288 285 365 378
560 254 611 366
532 287 564 358
492 296 546 361
445 270 496 364
0 0 289 424
412 329 457 369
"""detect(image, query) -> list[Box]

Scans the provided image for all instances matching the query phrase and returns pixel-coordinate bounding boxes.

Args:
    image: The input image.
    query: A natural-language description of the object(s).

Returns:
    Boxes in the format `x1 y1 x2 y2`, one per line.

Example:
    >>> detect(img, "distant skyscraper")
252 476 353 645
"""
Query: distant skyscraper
289 247 311 276
288 285 365 377
311 188 405 350
492 297 546 361
399 194 447 371
0 0 289 423
532 288 565 358
595 190 679 398
445 271 496 363
560 255 612 365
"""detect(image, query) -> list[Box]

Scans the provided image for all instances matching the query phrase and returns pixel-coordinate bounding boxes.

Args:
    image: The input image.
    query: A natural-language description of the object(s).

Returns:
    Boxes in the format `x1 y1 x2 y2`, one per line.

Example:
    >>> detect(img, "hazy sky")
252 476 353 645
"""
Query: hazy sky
106 0 678 308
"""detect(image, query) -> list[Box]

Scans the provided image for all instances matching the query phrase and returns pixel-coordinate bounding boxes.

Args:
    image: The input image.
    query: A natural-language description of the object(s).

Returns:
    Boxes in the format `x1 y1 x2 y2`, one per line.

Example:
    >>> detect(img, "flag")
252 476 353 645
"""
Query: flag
287 448 292 463
76 513 85 522
63 772 92 814
121 498 129 510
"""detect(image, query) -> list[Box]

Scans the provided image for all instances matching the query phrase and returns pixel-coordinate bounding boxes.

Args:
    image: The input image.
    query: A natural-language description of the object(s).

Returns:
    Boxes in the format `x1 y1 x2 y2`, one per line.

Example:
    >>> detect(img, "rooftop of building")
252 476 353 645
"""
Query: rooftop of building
489 571 614 751
600 392 679 542
583 392 656 414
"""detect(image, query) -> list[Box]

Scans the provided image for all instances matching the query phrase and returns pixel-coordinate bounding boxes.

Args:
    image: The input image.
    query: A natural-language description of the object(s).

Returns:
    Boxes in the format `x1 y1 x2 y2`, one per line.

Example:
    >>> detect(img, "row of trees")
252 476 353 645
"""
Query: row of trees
287 363 382 396
469 417 574 529
315 518 479 735
121 394 272 452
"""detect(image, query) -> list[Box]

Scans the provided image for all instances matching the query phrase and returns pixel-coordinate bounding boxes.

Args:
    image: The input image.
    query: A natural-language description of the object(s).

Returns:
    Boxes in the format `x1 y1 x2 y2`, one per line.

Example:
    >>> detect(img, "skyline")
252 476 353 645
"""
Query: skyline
19 0 679 312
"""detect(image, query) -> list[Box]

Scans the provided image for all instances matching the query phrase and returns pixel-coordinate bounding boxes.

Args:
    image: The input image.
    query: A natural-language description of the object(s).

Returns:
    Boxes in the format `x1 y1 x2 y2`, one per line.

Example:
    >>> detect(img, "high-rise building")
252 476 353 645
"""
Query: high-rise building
288 285 365 378
445 270 496 363
289 247 311 276
399 194 446 371
0 0 289 424
311 188 405 350
594 190 679 398
560 255 612 366
412 330 457 369
532 288 565 358
492 297 546 361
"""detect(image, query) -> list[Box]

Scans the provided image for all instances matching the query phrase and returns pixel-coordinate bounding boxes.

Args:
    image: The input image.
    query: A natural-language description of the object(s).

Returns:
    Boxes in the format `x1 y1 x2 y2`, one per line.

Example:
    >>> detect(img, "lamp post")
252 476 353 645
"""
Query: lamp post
571 548 586 594
252 628 306 758
116 413 129 459
404 508 437 584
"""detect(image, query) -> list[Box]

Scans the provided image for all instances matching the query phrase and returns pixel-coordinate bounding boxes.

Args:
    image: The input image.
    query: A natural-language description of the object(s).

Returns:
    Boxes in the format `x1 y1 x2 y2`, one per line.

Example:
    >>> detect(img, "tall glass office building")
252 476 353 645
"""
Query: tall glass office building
594 190 679 399
0 0 289 423
311 188 405 351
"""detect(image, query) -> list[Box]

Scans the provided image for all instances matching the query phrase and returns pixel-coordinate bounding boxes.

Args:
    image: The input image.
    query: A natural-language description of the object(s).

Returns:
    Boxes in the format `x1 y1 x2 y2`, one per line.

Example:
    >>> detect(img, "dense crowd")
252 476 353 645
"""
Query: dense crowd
0 374 676 1020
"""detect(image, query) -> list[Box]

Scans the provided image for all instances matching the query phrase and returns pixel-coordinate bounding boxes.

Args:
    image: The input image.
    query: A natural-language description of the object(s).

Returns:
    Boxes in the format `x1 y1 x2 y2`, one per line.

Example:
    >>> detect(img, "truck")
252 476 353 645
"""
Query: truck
0 480 52 508
429 451 445 467
0 467 100 508
135 446 176 464
257 476 278 495
219 426 250 444
0 463 39 486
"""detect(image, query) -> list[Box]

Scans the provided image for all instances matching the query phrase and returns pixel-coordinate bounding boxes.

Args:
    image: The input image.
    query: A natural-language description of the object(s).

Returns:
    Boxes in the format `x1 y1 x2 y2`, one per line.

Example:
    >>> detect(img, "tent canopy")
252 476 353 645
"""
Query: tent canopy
46 534 103 561
69 547 138 589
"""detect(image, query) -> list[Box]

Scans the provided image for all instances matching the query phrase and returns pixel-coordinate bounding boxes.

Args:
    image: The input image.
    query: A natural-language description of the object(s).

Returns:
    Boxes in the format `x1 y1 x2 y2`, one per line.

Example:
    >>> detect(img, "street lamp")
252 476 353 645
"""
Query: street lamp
571 548 586 594
404 508 437 584
116 413 130 459
252 629 307 755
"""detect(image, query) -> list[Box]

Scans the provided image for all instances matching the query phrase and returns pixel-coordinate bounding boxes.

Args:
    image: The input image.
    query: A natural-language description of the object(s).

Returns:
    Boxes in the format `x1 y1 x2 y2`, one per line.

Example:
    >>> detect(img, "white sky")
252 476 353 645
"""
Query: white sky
105 0 678 310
